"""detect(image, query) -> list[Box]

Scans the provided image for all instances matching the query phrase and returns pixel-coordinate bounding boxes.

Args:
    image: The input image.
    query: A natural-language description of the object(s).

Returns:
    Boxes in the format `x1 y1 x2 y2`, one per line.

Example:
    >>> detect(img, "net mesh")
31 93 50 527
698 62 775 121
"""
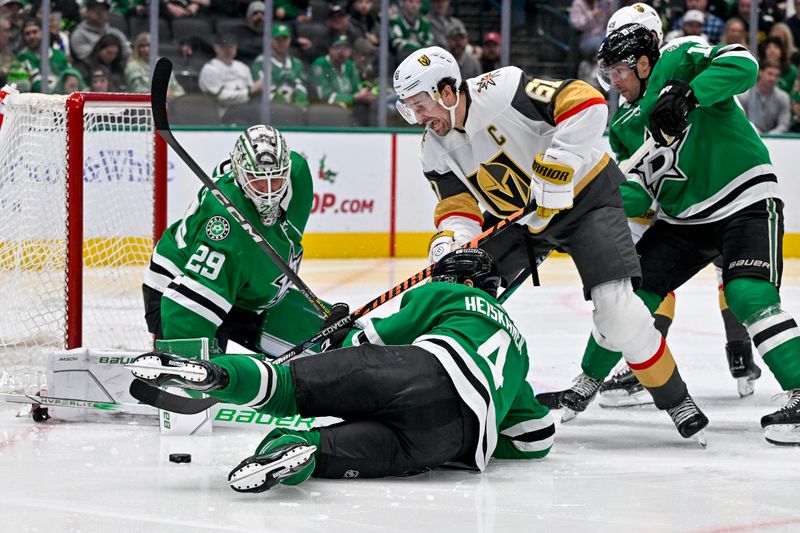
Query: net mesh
0 94 158 393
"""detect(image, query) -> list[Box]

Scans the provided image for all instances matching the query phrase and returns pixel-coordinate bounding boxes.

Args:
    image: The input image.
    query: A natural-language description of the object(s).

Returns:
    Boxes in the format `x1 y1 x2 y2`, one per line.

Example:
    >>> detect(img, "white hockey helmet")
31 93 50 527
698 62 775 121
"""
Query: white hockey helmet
393 46 462 125
607 3 664 45
231 125 291 227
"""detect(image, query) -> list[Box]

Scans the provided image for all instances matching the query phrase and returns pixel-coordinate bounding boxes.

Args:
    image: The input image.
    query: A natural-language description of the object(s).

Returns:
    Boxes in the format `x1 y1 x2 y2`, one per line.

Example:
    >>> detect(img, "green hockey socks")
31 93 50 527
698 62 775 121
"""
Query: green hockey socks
210 356 299 416
255 428 320 485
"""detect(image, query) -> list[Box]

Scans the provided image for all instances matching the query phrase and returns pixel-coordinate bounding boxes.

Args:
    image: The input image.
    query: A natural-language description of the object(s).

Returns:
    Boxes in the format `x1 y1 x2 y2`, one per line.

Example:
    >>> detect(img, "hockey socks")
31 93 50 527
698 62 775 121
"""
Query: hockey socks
725 278 800 391
211 356 299 416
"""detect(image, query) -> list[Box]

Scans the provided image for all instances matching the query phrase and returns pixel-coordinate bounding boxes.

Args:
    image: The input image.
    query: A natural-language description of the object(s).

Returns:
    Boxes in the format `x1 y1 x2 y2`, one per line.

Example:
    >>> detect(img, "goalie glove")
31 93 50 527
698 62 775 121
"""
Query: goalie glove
531 150 576 218
649 79 698 146
318 302 352 352
428 230 457 263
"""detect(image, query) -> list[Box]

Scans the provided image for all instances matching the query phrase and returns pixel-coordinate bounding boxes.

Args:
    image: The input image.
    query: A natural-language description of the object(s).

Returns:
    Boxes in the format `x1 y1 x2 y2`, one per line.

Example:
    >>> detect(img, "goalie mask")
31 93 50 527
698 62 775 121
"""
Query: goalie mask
431 248 501 298
231 125 291 226
393 46 462 128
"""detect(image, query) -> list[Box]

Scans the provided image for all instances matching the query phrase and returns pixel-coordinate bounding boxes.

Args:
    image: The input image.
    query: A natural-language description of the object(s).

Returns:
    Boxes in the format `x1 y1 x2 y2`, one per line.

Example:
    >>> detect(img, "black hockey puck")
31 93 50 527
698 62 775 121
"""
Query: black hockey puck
169 453 192 463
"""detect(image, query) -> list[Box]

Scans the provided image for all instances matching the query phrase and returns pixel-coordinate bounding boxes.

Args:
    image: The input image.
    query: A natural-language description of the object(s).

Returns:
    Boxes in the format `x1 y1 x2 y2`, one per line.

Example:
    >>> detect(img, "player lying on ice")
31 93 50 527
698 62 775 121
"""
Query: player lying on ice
128 248 554 492
142 124 325 357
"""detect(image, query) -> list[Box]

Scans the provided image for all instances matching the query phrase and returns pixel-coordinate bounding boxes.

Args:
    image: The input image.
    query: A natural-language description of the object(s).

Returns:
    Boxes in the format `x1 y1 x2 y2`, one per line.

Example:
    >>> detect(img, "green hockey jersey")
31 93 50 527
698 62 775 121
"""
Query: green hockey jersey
611 41 781 224
344 282 554 470
143 152 313 342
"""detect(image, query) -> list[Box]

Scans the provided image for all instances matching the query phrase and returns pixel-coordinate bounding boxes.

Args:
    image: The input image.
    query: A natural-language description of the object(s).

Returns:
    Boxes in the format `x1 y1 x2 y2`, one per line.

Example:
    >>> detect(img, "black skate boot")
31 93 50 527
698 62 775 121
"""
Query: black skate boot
666 393 709 446
598 364 653 408
536 373 603 422
125 351 229 392
760 389 800 446
725 341 761 398
228 437 317 493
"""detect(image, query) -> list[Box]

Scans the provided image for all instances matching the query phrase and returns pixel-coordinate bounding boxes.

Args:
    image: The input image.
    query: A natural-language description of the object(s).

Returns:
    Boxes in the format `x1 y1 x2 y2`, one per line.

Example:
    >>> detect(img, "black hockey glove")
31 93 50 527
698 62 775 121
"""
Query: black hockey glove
319 302 352 352
648 79 699 146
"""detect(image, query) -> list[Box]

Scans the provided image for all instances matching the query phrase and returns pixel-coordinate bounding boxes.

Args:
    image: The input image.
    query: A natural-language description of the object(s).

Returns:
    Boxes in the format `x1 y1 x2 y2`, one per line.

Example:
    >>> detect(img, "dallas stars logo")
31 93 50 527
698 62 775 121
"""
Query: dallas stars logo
629 131 691 199
205 216 230 241
266 245 303 308
476 71 500 93
318 155 337 183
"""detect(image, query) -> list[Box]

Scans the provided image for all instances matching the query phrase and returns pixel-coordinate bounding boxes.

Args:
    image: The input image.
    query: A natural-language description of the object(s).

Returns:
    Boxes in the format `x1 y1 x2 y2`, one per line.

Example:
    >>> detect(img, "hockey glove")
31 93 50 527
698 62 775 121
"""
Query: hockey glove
428 230 457 263
649 79 698 146
319 302 352 352
531 151 575 218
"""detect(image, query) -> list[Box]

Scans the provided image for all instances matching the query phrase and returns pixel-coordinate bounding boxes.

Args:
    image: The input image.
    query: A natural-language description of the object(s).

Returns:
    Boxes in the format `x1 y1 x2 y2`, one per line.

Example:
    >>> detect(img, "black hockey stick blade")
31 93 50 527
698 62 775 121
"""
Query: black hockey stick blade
149 58 331 319
129 379 220 415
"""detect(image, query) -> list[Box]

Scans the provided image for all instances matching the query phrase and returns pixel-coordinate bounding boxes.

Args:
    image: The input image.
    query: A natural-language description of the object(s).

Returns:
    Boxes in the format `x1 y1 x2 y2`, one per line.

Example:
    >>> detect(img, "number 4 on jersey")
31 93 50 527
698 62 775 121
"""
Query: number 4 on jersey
478 329 511 388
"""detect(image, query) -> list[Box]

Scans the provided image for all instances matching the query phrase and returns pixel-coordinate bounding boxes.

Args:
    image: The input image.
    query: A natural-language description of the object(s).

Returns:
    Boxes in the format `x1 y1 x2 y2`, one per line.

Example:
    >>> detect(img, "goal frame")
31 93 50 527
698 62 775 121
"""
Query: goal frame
64 92 167 349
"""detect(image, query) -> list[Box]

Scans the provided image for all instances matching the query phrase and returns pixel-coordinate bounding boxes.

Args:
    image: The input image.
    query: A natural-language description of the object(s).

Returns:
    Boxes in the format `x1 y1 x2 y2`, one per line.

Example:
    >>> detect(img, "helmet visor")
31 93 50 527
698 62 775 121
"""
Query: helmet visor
395 91 439 125
597 60 636 92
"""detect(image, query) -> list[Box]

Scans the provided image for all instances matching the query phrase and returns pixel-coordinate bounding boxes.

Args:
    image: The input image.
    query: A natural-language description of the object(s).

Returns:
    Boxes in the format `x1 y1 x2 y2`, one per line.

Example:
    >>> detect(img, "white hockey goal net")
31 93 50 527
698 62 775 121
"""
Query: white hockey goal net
0 92 167 393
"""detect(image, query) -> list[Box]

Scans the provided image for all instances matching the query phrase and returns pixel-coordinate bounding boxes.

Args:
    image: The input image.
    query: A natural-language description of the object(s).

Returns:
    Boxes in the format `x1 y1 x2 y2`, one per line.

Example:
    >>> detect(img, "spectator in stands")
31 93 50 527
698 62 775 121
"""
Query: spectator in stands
76 33 127 92
665 9 709 43
786 0 800 50
199 33 262 117
310 35 373 108
88 64 113 92
235 1 267 63
768 22 800 65
16 19 70 93
426 0 464 48
0 0 23 54
274 0 312 22
480 32 502 72
389 0 433 63
252 23 309 108
70 0 130 63
790 86 800 132
671 0 724 44
738 60 791 134
721 17 748 47
348 0 378 47
446 22 481 80
44 10 72 60
326 4 359 47
761 36 798 94
0 14 14 85
734 0 783 46
126 32 185 97
54 66 85 94
569 0 612 59
30 0 82 32
162 0 212 20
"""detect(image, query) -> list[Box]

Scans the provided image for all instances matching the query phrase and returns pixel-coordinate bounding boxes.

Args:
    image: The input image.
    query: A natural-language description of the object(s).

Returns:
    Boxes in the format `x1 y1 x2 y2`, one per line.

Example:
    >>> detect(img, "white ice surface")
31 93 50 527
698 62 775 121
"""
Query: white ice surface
2 257 800 533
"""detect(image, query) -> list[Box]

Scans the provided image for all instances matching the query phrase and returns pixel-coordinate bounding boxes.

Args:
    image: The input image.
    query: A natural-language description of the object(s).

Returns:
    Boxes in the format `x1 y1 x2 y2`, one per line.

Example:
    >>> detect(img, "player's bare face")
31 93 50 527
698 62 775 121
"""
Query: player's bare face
403 92 451 135
607 63 642 102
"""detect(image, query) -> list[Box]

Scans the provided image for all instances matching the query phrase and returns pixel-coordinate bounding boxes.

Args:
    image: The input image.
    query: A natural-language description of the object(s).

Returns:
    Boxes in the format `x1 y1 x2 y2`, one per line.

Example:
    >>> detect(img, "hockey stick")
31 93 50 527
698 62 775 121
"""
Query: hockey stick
150 58 331 319
0 392 157 416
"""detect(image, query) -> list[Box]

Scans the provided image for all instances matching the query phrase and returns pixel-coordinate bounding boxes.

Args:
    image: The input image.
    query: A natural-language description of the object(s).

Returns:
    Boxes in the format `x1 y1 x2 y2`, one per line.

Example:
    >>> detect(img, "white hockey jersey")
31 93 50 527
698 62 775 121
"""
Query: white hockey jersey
421 66 611 239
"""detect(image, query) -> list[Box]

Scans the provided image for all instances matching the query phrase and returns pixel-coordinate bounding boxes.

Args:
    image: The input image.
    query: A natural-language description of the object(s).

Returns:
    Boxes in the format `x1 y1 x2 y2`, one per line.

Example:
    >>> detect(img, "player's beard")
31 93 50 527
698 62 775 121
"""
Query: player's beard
429 116 451 136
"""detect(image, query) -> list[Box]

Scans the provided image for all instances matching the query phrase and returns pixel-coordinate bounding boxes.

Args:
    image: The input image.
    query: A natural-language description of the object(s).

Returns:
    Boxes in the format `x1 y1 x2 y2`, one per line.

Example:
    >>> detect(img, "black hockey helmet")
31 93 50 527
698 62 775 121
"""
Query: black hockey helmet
597 23 660 92
431 248 501 298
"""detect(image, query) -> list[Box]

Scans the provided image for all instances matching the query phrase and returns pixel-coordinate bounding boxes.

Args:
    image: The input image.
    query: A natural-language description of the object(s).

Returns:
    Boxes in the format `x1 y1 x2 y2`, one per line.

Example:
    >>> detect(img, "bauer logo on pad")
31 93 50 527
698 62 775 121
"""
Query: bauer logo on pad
206 216 230 241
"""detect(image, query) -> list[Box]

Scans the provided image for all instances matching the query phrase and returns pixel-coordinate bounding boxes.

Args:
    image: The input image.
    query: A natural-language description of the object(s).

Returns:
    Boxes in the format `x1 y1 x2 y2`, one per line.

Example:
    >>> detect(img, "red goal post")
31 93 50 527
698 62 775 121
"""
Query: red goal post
0 92 167 392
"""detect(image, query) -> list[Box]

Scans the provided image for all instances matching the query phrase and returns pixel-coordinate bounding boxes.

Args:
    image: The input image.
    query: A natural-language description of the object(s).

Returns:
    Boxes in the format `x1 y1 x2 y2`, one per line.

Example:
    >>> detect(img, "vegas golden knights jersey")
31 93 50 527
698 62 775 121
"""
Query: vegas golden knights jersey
421 66 611 238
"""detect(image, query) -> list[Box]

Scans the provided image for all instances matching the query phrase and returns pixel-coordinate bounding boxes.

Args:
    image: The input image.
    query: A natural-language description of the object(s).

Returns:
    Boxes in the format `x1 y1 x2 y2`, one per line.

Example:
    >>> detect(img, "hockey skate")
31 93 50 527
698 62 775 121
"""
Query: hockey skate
228 435 317 493
666 393 709 446
125 351 229 392
536 373 603 422
725 341 761 398
598 363 653 408
761 389 800 446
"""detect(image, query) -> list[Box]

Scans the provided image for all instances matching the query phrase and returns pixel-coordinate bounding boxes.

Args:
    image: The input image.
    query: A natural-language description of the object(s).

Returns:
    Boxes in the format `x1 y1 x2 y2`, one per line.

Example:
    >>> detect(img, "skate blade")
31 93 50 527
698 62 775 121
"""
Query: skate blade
764 425 800 446
598 391 654 408
736 377 756 398
561 408 578 423
228 445 316 491
125 357 207 382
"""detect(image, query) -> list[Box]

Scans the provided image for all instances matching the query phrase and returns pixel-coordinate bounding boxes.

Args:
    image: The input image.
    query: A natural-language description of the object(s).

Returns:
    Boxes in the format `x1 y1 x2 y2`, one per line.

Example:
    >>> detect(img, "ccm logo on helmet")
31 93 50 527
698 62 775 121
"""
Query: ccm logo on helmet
532 159 571 182
418 55 431 66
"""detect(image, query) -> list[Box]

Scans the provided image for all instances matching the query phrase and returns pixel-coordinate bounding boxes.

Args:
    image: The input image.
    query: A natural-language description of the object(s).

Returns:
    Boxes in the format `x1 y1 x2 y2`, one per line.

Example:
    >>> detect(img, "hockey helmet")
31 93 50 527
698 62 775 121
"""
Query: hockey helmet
597 23 660 92
606 3 664 45
231 125 291 226
431 248 501 298
393 46 462 125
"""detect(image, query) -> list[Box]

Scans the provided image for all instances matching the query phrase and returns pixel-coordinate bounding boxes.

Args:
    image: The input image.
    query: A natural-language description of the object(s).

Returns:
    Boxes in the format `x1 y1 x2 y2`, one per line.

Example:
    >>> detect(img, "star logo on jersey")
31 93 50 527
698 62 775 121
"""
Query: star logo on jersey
265 246 303 309
466 151 531 216
476 71 500 93
629 130 691 199
205 216 230 241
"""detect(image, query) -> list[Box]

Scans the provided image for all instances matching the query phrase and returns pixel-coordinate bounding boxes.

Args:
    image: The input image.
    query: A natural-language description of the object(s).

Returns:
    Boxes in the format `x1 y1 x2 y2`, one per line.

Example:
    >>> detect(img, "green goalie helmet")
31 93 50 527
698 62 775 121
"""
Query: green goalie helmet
231 125 292 226
431 248 501 298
